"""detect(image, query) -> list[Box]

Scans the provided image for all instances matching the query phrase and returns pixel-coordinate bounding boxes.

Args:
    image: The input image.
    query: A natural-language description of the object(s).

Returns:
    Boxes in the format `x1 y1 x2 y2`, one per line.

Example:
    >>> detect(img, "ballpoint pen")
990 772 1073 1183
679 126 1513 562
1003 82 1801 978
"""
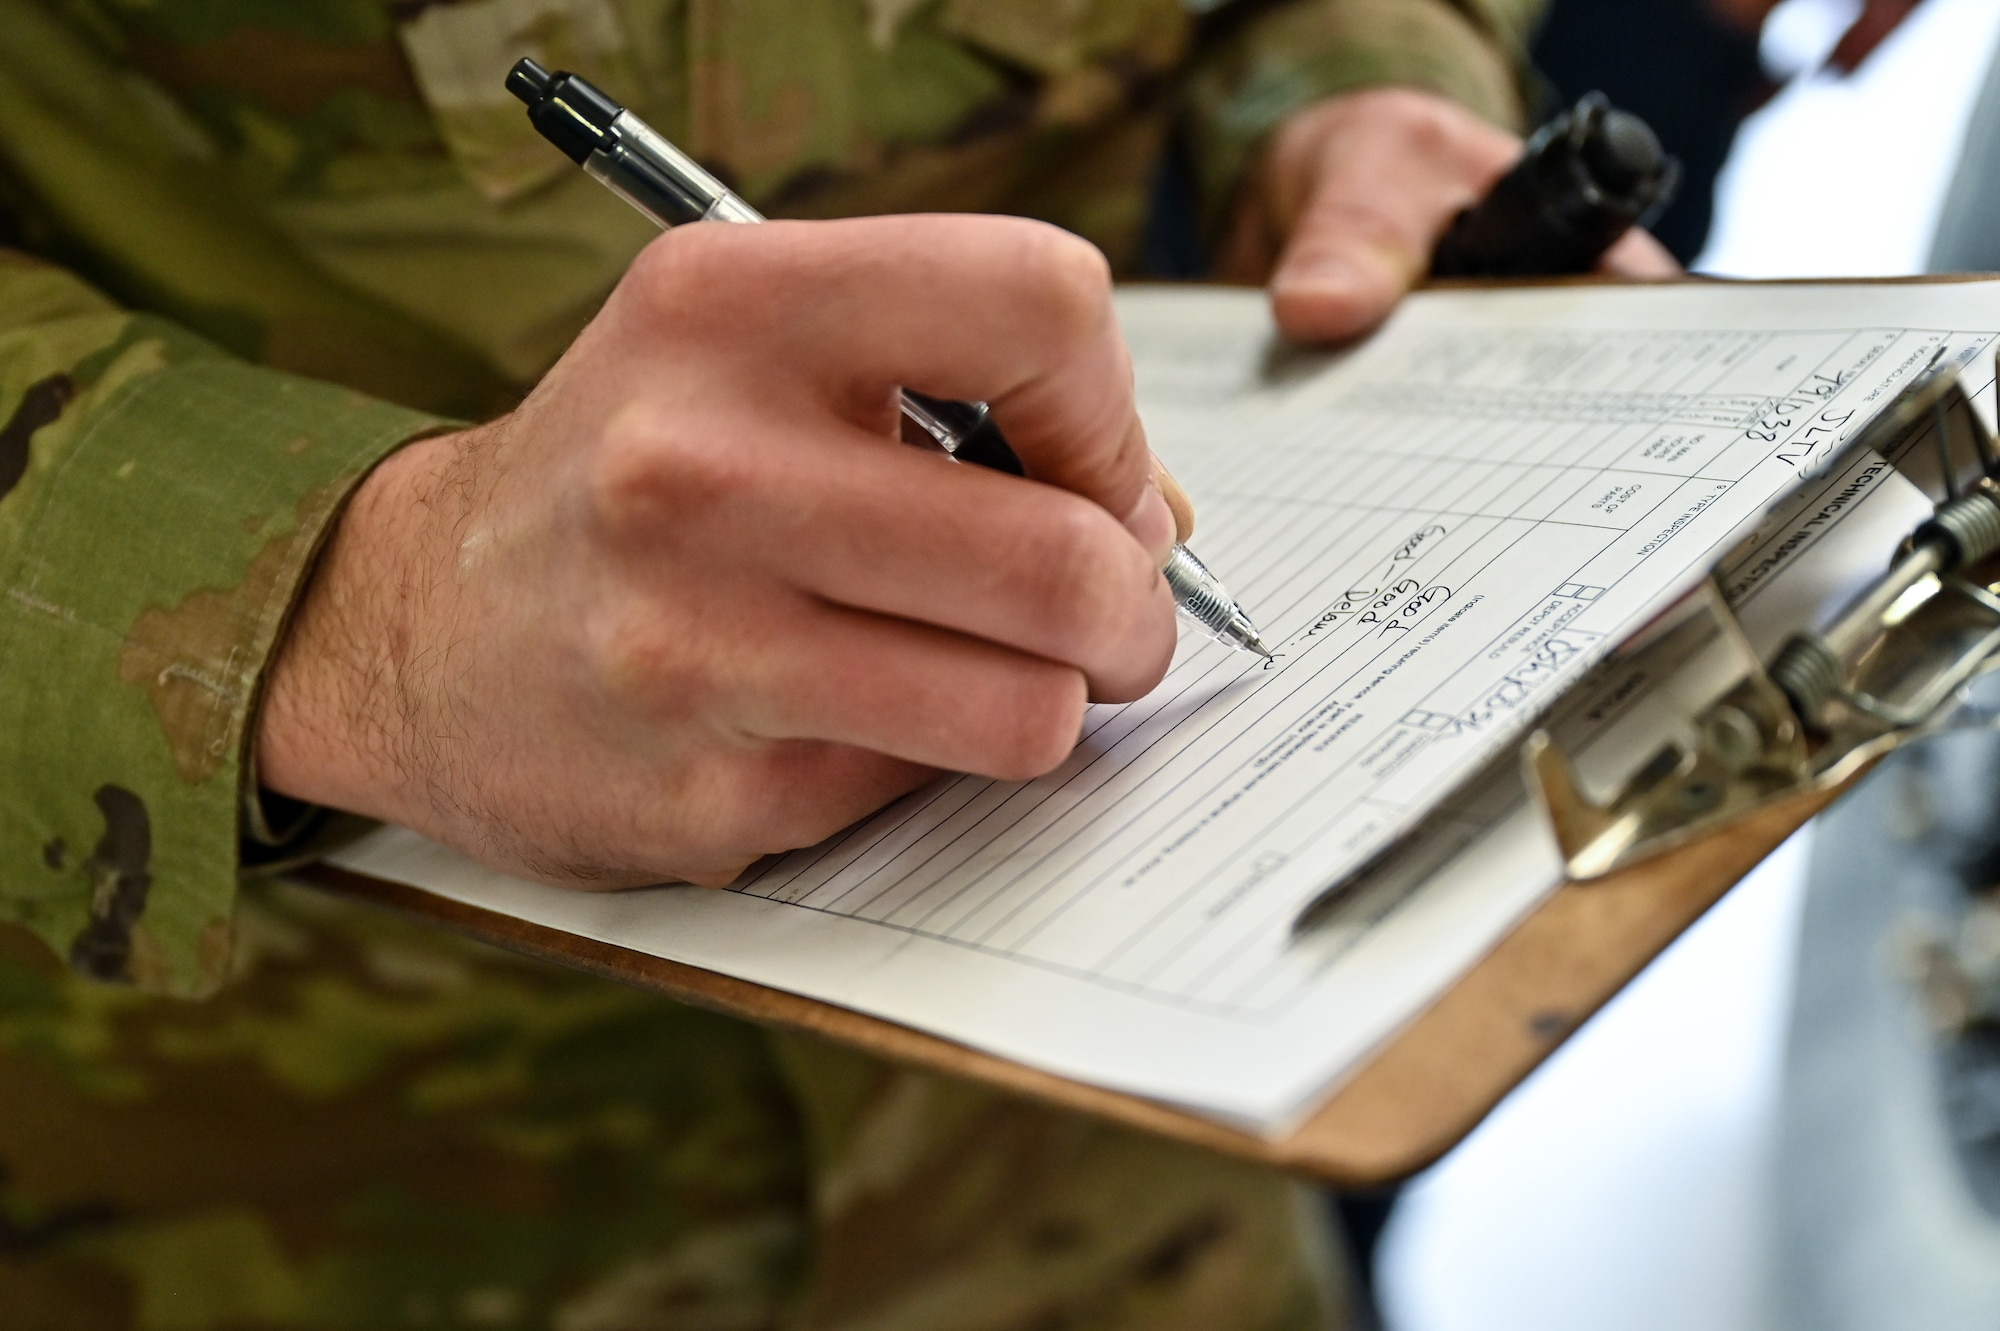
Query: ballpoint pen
504 57 1273 659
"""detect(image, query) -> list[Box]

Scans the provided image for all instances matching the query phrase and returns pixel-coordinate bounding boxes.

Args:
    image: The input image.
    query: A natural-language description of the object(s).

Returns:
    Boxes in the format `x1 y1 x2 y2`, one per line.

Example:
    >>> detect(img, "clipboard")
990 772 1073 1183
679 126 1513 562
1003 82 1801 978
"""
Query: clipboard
302 277 2000 1188
300 782 1833 1187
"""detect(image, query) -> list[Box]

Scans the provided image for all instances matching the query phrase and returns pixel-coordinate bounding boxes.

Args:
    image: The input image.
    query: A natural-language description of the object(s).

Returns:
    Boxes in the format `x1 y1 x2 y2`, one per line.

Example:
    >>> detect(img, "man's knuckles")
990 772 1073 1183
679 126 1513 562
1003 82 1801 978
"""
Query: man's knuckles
618 224 787 338
584 402 781 537
1009 221 1116 347
990 491 1174 703
626 214 1115 363
586 605 737 725
1002 495 1165 663
977 664 1090 780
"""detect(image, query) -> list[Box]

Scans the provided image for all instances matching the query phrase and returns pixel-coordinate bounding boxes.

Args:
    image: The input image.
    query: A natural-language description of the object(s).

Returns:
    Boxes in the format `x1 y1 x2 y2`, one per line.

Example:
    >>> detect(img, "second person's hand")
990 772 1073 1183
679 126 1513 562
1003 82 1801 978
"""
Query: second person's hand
1224 87 1683 343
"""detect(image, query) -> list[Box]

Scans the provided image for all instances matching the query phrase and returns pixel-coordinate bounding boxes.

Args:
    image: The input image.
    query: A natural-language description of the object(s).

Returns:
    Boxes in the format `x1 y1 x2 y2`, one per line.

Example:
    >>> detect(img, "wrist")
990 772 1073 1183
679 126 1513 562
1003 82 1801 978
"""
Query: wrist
254 425 477 826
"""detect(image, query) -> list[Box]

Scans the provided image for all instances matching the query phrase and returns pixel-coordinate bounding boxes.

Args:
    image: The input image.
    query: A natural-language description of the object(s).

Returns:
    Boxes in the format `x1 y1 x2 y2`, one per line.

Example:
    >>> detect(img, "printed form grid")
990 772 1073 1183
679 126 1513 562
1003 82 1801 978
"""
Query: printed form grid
733 324 1964 1022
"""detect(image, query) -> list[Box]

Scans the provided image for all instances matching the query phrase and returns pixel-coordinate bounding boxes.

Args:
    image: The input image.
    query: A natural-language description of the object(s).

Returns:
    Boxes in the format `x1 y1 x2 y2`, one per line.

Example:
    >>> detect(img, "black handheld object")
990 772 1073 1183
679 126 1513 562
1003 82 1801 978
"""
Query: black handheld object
1431 92 1680 278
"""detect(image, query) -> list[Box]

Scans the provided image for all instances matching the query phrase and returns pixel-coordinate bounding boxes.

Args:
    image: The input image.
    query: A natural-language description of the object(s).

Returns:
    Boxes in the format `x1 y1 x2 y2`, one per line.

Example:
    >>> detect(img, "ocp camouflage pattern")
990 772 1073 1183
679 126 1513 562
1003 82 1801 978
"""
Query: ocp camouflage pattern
0 0 1534 1324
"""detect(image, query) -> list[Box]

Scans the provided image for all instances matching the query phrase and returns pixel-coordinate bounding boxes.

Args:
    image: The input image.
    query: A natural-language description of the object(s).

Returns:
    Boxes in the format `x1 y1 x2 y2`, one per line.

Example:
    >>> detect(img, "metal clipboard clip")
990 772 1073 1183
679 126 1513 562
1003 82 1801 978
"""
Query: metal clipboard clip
1526 350 2000 880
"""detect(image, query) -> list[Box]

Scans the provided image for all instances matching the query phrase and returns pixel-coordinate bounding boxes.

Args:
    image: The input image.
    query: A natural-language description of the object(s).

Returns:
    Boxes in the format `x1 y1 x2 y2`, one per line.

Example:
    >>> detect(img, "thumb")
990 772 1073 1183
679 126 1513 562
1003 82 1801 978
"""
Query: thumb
1269 195 1433 345
1265 92 1521 343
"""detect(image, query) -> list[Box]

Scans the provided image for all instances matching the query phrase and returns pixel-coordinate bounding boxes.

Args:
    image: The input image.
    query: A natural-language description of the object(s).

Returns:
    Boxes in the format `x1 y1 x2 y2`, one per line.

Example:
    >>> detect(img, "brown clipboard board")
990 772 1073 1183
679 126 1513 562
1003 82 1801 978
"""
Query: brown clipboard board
301 274 1990 1187
298 776 1844 1188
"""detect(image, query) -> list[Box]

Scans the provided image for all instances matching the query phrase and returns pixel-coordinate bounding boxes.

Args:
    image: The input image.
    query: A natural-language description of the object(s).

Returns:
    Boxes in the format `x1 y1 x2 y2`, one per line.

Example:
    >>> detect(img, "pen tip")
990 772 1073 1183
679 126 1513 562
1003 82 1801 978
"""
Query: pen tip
1247 635 1276 660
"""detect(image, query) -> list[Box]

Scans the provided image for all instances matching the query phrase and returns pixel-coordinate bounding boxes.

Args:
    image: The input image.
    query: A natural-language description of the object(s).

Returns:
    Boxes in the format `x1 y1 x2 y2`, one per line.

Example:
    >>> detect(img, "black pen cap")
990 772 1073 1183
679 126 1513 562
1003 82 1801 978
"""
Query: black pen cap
506 57 623 165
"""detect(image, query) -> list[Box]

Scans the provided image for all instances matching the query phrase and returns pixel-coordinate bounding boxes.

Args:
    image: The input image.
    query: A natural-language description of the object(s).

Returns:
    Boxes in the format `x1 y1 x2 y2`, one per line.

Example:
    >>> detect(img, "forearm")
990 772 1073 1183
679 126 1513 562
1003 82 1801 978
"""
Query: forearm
255 425 481 834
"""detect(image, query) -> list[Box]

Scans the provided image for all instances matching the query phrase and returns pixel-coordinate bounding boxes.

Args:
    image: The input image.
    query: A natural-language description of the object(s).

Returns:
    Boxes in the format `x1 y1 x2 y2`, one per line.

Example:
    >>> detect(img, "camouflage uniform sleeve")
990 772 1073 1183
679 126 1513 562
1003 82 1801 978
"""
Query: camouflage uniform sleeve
0 252 451 999
1182 0 1547 223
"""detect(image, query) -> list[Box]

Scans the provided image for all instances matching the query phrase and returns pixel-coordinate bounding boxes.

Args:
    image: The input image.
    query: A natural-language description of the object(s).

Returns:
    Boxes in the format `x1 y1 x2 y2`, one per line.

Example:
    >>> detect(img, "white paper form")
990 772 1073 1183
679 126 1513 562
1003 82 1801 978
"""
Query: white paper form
330 281 2000 1131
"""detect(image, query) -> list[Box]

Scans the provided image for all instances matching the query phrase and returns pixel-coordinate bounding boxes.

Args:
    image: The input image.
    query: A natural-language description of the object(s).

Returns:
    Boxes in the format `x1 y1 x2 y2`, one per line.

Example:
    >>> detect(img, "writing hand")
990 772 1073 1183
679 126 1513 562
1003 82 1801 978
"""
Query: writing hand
257 215 1177 888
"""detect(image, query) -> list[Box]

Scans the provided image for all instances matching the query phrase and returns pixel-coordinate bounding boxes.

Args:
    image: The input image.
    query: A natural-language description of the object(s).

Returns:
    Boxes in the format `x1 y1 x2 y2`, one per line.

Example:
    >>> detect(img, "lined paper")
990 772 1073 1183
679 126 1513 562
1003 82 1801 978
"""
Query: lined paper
331 282 1998 1130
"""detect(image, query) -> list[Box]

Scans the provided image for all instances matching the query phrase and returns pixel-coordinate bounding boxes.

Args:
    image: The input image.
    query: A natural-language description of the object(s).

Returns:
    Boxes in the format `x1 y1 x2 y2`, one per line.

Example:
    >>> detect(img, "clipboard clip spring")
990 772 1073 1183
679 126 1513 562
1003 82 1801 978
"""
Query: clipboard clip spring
1527 351 2000 880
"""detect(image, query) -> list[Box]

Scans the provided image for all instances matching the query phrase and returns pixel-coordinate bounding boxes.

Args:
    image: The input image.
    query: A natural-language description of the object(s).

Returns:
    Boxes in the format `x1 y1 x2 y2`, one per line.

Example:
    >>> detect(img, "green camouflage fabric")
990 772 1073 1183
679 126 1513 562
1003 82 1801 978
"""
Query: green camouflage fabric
0 0 1536 1324
0 875 1352 1329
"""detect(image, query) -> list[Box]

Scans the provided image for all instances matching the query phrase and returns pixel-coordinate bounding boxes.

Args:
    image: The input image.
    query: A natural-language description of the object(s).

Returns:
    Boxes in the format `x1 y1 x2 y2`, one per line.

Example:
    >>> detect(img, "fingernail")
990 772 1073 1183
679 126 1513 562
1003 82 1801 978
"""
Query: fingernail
1153 457 1196 542
1272 253 1365 300
1124 477 1176 566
